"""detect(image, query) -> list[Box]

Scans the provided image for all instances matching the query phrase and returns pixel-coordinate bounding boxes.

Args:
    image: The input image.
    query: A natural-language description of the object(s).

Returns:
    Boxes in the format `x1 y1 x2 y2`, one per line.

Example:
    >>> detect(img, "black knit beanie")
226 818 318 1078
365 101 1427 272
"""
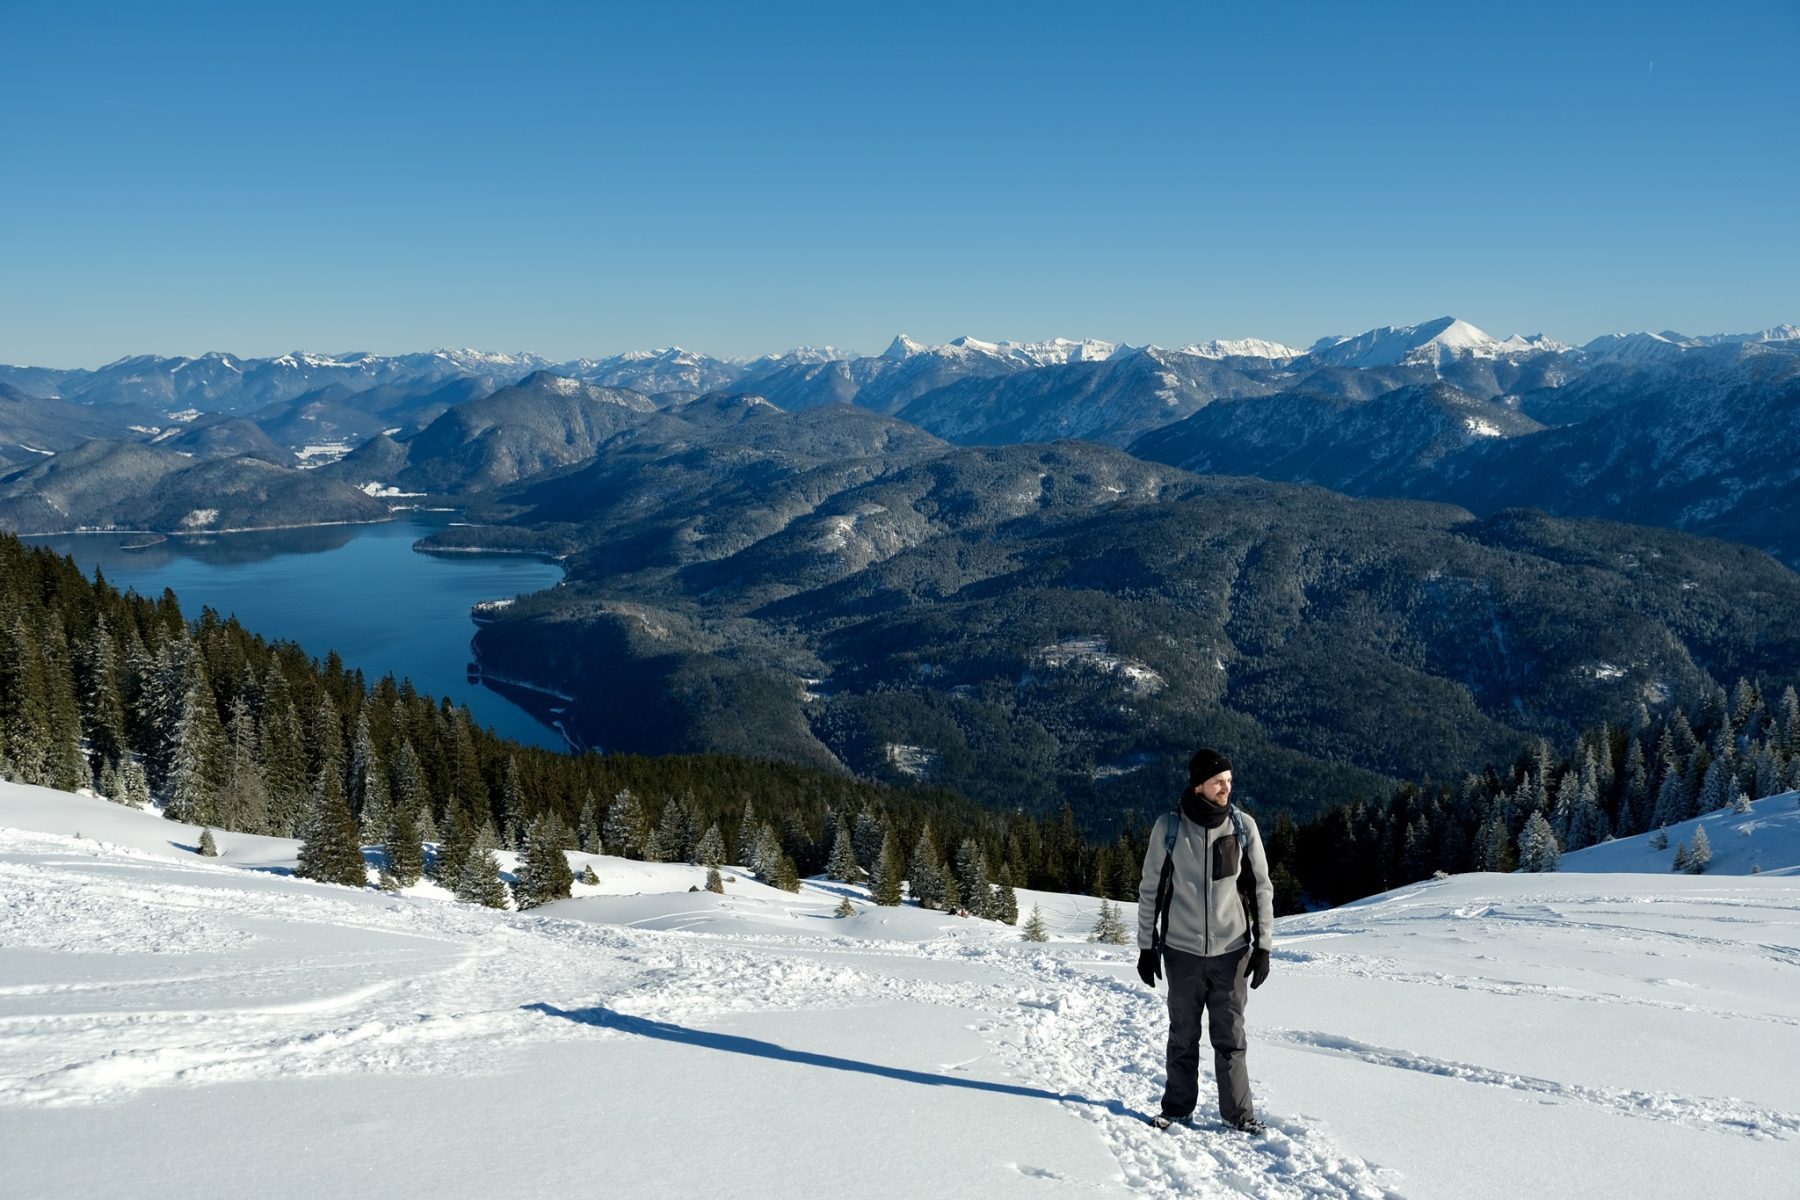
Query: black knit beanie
1187 748 1233 788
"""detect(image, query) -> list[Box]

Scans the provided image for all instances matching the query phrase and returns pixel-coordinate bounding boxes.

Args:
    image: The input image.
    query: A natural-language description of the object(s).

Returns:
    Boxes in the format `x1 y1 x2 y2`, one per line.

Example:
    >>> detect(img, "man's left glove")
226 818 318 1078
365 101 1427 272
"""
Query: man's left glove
1246 947 1270 990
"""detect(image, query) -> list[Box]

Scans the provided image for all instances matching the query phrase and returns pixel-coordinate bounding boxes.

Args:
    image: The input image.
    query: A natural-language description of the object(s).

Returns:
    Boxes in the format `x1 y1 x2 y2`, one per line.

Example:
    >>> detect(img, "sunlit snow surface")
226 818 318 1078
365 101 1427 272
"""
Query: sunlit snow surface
2 782 1798 1199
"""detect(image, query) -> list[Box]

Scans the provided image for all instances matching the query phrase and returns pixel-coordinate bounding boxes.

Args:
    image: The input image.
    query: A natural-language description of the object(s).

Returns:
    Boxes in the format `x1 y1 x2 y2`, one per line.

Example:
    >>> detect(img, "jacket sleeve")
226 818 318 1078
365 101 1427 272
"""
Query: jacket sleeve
1138 813 1170 950
1245 814 1276 951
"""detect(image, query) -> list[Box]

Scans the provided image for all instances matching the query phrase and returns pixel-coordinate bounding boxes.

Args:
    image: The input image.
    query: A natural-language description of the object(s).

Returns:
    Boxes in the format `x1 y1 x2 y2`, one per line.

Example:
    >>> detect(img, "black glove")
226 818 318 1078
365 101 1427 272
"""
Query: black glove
1246 947 1270 990
1137 948 1162 988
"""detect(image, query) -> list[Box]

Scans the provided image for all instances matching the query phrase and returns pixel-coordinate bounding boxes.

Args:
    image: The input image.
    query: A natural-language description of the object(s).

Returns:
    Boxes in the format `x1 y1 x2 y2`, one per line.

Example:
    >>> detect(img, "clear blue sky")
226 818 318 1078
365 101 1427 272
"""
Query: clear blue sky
3 1 1796 367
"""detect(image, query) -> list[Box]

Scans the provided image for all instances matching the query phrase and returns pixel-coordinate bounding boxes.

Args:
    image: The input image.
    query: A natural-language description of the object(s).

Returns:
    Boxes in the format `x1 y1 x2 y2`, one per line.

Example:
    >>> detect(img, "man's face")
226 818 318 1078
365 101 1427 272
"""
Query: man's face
1195 770 1232 807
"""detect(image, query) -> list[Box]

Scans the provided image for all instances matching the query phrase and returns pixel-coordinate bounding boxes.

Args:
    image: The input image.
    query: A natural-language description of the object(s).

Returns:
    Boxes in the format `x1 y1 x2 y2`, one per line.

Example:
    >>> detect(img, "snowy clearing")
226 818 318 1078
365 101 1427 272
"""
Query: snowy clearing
2 783 1797 1199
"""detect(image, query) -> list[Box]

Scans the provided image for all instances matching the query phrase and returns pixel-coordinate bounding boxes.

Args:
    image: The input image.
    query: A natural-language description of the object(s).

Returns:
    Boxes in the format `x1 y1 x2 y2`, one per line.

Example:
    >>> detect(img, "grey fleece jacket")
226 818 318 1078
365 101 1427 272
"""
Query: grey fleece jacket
1137 805 1276 958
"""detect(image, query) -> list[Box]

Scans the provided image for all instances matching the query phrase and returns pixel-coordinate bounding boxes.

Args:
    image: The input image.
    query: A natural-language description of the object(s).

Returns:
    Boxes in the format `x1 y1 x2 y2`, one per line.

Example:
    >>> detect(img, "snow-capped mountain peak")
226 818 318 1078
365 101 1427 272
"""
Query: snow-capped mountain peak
1181 338 1305 361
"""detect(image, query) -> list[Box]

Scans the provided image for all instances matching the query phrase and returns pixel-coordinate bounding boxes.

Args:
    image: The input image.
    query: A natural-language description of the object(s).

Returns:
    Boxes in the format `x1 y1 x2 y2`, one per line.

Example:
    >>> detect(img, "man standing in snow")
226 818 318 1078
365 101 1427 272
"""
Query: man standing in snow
1137 749 1275 1133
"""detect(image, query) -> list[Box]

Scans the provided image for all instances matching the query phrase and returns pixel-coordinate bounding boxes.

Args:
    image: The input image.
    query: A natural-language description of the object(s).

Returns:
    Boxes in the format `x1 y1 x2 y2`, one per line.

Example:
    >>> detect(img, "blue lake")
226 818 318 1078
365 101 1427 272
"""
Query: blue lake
30 514 568 750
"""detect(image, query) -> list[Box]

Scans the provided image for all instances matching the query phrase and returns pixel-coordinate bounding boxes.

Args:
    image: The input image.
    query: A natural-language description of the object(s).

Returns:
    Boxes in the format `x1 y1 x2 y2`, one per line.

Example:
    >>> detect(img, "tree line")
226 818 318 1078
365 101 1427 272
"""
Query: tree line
5 531 1795 919
0 533 1133 910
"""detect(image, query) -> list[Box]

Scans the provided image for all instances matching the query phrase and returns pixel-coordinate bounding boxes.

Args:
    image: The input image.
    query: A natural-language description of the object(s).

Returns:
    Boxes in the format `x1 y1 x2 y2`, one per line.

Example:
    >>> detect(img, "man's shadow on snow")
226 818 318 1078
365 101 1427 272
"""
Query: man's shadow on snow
525 1003 1145 1119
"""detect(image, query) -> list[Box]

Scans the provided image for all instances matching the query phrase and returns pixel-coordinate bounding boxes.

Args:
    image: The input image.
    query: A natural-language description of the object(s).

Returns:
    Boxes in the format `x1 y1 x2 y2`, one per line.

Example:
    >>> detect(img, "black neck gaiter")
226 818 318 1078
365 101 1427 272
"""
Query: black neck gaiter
1180 791 1230 829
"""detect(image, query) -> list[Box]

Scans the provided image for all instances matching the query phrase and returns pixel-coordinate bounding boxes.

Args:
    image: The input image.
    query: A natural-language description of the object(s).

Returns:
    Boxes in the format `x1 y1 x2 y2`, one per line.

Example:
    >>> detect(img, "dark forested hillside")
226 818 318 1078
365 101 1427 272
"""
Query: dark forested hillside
443 430 1800 825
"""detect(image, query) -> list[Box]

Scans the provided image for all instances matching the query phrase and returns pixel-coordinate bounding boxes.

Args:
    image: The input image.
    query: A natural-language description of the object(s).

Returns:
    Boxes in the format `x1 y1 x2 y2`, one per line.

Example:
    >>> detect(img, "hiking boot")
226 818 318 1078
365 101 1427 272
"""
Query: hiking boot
1230 1115 1267 1135
1149 1113 1189 1131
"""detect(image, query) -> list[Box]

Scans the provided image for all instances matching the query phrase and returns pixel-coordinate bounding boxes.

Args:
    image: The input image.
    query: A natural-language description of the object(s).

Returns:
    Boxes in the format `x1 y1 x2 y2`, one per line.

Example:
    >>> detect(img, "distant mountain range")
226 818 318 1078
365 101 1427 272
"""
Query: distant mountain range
3 316 1797 817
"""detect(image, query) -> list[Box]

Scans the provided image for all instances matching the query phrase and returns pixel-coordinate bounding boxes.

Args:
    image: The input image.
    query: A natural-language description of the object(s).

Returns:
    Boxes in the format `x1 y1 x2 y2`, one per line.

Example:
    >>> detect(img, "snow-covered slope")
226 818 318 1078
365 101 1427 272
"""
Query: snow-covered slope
4 782 1799 1200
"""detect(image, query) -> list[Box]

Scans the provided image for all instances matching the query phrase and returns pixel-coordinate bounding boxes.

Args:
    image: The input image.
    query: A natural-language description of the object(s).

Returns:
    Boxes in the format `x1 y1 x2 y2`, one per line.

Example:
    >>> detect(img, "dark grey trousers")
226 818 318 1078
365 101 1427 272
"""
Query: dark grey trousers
1159 943 1254 1123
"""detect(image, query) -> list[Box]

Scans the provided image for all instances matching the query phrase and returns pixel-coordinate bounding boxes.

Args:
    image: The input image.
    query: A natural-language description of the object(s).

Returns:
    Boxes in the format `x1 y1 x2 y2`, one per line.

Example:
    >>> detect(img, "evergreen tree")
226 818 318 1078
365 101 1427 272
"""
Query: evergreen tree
1270 862 1305 916
694 823 727 868
1685 825 1712 874
349 709 390 840
388 739 429 837
654 793 695 863
1673 841 1692 872
1020 905 1049 943
198 828 219 857
1649 825 1670 851
1089 898 1130 944
75 616 129 778
513 813 575 909
851 810 884 873
218 693 269 835
909 827 944 909
751 824 784 881
1651 759 1691 829
1517 811 1561 873
1618 738 1651 836
579 863 599 886
434 805 477 885
826 817 860 882
499 755 525 849
834 894 856 917
119 755 151 809
384 794 425 887
955 837 991 918
258 667 309 837
706 866 725 894
604 789 647 859
1697 759 1734 813
870 827 905 906
306 693 346 803
1778 686 1800 757
295 768 369 889
735 798 759 867
165 668 226 826
1731 787 1754 815
993 865 1019 925
576 790 603 854
772 853 800 893
454 841 510 908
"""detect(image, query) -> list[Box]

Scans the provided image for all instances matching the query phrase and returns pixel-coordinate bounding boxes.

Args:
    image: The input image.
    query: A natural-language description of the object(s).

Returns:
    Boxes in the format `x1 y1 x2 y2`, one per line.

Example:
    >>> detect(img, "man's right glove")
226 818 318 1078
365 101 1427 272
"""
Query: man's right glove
1137 947 1162 988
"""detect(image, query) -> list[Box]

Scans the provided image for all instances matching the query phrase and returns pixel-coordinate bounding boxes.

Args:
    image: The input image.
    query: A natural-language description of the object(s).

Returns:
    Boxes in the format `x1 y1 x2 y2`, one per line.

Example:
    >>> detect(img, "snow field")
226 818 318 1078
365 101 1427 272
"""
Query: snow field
3 783 1799 1198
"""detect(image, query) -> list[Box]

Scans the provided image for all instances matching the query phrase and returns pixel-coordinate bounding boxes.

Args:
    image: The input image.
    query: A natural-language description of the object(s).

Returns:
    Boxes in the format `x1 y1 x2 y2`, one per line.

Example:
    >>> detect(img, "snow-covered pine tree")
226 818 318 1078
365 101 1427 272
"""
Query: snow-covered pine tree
1090 898 1130 944
652 794 693 864
499 756 525 850
1651 759 1692 829
1697 759 1734 813
694 823 726 869
295 768 369 888
348 709 389 841
954 838 991 918
198 828 219 857
1517 811 1561 873
219 693 269 835
909 827 944 909
706 866 724 893
1686 825 1712 874
871 827 905 906
120 755 151 809
826 817 859 882
384 795 425 887
772 854 800 893
852 811 883 874
513 813 575 909
576 790 602 854
834 894 855 917
1618 738 1651 836
433 805 477 885
578 863 599 886
1020 905 1049 943
454 841 509 908
165 668 226 826
604 789 647 860
1731 788 1754 815
994 865 1019 925
1649 825 1670 851
257 668 309 837
74 615 128 778
1672 841 1691 872
735 799 759 868
751 824 784 882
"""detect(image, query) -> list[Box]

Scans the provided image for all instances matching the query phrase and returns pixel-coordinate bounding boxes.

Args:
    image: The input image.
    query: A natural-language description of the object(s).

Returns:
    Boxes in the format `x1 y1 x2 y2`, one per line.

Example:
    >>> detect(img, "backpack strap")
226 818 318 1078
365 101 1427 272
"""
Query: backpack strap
1151 807 1180 954
1231 807 1260 950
